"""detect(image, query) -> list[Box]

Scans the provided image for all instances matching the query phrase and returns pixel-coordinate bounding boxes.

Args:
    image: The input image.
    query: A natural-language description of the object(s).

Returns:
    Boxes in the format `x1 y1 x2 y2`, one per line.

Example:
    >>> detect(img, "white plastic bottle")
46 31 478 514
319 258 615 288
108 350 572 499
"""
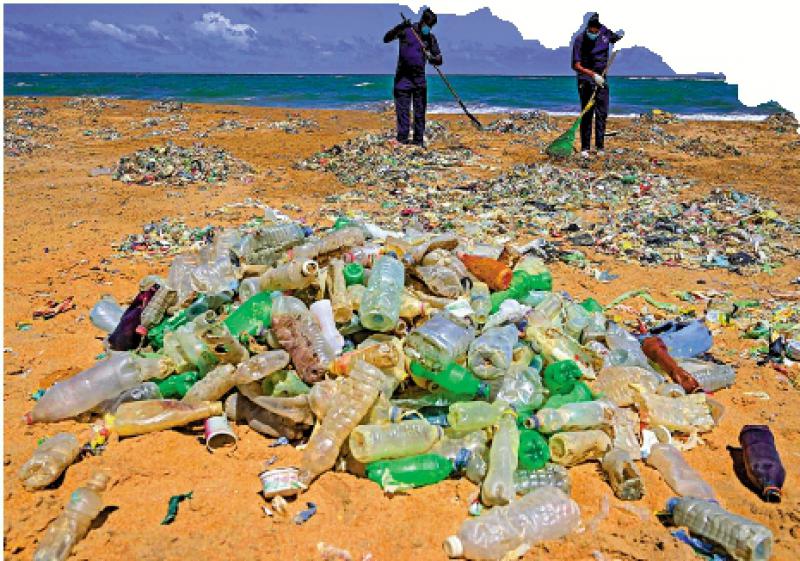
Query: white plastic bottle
481 412 519 506
528 401 614 434
646 443 716 500
18 433 82 490
310 299 345 355
349 420 442 463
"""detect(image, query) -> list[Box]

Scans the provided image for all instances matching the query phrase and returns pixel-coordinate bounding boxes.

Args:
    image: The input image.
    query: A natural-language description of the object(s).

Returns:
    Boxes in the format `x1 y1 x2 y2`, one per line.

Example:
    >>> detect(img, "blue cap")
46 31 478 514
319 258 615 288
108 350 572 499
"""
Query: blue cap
301 226 313 237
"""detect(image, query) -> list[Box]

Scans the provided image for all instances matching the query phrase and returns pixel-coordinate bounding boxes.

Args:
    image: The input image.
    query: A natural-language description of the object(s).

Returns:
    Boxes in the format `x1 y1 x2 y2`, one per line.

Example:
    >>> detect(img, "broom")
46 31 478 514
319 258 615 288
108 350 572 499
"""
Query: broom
546 50 618 157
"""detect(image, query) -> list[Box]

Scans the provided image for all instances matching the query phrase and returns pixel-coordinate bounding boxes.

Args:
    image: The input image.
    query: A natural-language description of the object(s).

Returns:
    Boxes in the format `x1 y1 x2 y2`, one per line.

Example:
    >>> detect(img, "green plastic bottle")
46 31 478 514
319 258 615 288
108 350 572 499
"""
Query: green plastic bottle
518 429 551 471
343 262 365 286
366 453 453 489
333 216 354 230
541 381 593 409
223 291 272 337
155 371 199 399
543 360 582 395
580 297 604 313
410 361 489 399
490 270 553 313
147 297 213 349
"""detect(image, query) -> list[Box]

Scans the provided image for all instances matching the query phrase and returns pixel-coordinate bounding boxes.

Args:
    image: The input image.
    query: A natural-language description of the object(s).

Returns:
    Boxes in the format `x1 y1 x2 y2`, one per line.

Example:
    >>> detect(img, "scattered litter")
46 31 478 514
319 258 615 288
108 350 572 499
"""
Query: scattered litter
293 502 317 525
160 492 193 525
33 297 76 320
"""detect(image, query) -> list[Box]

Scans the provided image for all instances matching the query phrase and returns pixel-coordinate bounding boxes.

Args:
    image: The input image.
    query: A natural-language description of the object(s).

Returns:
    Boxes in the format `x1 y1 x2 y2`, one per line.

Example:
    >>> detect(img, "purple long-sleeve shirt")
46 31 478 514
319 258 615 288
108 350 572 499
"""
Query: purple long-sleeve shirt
384 22 443 90
572 25 621 83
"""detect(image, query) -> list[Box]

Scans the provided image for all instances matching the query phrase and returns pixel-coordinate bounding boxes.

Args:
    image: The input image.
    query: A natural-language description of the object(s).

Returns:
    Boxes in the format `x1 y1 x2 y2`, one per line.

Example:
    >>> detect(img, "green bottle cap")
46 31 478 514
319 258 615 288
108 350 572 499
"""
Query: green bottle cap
343 262 364 286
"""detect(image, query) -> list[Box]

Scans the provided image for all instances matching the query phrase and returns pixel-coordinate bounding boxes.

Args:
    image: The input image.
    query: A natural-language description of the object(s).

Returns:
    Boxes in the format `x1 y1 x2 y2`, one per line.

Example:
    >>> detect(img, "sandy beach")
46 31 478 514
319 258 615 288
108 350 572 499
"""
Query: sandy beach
4 96 800 561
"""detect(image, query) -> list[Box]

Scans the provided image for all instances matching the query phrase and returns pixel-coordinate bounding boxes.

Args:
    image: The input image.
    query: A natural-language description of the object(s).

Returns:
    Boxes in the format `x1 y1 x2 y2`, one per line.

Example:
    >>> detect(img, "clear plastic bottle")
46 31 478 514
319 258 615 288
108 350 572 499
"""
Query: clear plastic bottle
605 322 651 368
258 259 319 291
582 310 607 343
181 364 237 404
349 420 442 463
18 433 82 490
443 486 580 560
291 226 365 261
481 412 519 506
310 300 345 355
430 430 488 474
224 392 305 439
113 399 222 437
646 443 716 500
272 296 334 384
448 401 505 433
609 405 642 459
528 401 613 434
514 463 571 495
89 295 123 333
405 313 476 370
26 352 165 423
94 381 162 414
591 366 663 407
668 497 772 561
33 472 110 561
632 388 714 434
496 364 546 414
467 325 519 380
140 285 176 329
677 358 736 392
300 360 385 484
415 265 464 299
525 325 595 380
327 259 352 323
331 342 400 375
343 243 381 267
563 302 590 341
527 293 563 328
469 282 492 324
601 448 644 500
236 222 306 259
548 430 612 466
359 255 405 332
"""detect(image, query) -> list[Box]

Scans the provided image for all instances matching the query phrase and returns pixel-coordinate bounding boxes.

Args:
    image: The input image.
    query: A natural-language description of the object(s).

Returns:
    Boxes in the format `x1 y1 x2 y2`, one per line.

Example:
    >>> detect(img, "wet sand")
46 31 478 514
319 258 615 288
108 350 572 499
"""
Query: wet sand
4 97 800 561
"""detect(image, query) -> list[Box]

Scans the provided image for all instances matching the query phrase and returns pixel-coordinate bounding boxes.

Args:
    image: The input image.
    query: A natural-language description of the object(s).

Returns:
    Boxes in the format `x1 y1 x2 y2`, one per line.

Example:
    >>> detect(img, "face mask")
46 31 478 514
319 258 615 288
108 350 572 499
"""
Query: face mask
421 25 431 36
586 31 599 40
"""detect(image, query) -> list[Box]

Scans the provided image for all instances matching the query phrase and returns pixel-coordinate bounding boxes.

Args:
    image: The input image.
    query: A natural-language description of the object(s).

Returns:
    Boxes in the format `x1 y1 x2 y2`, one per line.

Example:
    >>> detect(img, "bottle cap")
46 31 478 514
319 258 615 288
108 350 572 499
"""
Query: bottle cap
443 536 463 558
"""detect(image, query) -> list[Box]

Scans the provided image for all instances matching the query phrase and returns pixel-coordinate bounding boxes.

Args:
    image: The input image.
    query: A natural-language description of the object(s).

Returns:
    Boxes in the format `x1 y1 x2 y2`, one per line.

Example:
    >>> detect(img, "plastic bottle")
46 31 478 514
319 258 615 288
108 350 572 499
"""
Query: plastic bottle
457 253 512 292
495 363 546 413
410 361 489 398
258 259 318 291
223 291 272 337
349 420 442 463
300 360 385 484
481 412 519 506
89 295 123 333
653 320 713 359
525 326 595 380
261 369 310 397
563 302 590 341
343 243 381 268
180 364 237 404
32 472 110 561
609 406 642 459
668 497 772 561
641 336 701 393
542 360 582 395
367 453 453 489
517 429 550 471
526 293 563 328
605 322 651 368
528 401 613 434
95 381 162 414
140 285 177 330
443 486 580 560
549 430 612 466
448 401 505 433
739 425 785 502
632 388 714 434
161 312 237 375
359 255 405 332
469 282 492 324
645 443 716 500
541 380 593 409
467 325 519 380
327 259 353 323
513 257 551 285
271 296 334 384
430 430 488 474
291 226 365 261
415 265 464 299
591 366 663 407
113 399 223 437
514 464 571 496
405 313 476 370
677 358 736 392
310 300 345 355
582 310 607 343
331 342 401 376
601 448 644 500
146 294 220 350
236 222 306 260
224 392 304 440
18 433 82 490
26 352 165 423
156 372 199 399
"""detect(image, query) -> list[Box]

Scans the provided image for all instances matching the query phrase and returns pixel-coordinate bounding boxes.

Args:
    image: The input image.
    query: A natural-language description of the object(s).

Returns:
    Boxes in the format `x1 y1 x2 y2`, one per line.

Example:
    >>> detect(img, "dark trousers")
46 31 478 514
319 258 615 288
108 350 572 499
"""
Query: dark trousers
394 86 427 144
578 80 610 150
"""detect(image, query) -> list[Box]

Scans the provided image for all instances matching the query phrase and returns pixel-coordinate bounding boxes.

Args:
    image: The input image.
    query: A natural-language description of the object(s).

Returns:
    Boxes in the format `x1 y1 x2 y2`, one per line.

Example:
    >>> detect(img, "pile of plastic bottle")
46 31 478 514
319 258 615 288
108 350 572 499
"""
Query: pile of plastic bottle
21 214 785 561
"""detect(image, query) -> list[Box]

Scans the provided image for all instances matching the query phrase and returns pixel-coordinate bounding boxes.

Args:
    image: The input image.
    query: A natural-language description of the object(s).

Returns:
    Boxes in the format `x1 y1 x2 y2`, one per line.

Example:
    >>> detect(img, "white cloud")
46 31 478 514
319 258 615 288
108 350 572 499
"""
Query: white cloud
88 20 136 44
192 12 257 48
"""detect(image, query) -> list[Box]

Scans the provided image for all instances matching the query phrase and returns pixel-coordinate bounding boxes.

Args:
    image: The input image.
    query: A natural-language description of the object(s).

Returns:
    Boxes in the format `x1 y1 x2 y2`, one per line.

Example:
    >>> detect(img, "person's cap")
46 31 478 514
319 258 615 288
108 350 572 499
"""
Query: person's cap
422 8 438 26
587 12 602 28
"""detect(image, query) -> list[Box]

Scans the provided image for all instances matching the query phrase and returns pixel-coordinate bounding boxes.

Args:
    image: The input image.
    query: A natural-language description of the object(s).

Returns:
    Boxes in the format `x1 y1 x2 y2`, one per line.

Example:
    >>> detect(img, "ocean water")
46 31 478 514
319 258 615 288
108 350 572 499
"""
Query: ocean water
4 73 783 120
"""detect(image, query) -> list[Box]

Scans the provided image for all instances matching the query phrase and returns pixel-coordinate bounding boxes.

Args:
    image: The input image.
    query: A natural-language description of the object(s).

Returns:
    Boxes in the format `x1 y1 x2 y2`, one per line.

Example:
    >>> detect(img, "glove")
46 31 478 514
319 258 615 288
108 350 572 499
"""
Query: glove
615 29 625 39
593 74 606 88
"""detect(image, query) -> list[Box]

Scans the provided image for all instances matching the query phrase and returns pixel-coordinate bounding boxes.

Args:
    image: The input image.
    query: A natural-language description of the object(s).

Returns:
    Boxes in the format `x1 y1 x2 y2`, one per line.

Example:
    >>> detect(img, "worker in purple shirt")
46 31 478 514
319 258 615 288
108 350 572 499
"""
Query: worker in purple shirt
571 13 624 156
383 9 443 147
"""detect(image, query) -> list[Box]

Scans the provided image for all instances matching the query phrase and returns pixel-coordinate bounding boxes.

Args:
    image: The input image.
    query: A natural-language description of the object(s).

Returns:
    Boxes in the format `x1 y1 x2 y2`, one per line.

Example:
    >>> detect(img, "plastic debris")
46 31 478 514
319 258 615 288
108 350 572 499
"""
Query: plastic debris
293 502 317 525
161 492 193 525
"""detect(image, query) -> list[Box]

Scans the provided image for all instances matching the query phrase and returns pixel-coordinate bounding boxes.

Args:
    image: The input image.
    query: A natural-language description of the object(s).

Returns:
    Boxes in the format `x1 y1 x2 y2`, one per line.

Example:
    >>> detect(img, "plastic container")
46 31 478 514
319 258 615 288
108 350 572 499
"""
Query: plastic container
448 401 505 433
258 259 318 291
739 425 785 502
95 381 162 414
349 420 442 463
443 487 580 560
482 412 519 506
272 296 334 384
549 430 611 466
359 255 405 332
33 472 110 561
410 361 489 399
26 352 164 423
668 497 772 561
300 360 386 484
529 401 613 434
469 282 492 324
367 453 453 489
514 463 571 495
18 433 82 490
678 358 736 392
113 399 223 437
89 295 123 333
591 366 663 407
458 254 512 291
467 325 519 380
601 448 644 500
108 285 159 351
223 291 272 337
652 320 712 359
327 259 353 323
645 443 716 500
405 313 475 371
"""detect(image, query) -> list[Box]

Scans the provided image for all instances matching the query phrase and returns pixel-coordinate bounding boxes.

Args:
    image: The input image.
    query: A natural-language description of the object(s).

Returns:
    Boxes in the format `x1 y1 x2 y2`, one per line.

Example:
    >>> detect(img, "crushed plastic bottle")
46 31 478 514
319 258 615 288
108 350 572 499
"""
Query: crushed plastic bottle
646 443 716 500
481 411 519 506
405 313 476 371
349 420 441 463
19 433 82 490
359 255 405 332
601 448 644 500
514 463 571 495
367 453 453 490
113 399 223 437
467 325 519 380
549 430 612 466
528 401 613 434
